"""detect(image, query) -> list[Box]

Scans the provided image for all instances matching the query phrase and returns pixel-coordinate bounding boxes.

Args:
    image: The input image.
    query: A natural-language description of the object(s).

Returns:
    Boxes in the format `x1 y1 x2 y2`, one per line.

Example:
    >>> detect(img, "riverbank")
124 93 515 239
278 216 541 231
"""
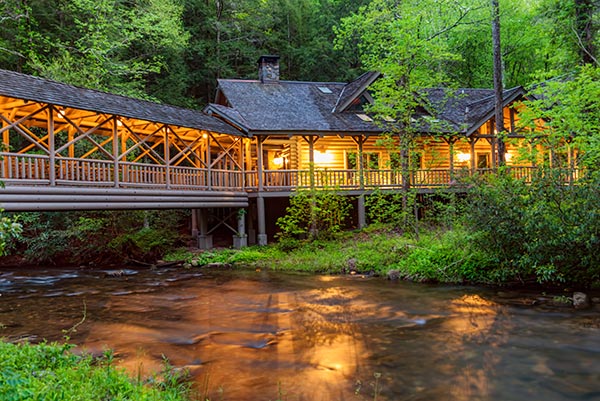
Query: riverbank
0 341 191 401
164 225 600 291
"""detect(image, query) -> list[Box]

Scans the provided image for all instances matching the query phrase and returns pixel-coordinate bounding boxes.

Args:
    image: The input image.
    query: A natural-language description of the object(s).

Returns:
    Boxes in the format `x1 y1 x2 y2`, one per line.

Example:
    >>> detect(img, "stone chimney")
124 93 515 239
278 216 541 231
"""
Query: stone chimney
258 55 280 83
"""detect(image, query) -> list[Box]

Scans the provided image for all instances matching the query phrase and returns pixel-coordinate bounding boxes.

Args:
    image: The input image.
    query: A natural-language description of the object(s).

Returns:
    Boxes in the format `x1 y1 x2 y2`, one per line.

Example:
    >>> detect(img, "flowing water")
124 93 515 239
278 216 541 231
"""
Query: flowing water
0 266 599 401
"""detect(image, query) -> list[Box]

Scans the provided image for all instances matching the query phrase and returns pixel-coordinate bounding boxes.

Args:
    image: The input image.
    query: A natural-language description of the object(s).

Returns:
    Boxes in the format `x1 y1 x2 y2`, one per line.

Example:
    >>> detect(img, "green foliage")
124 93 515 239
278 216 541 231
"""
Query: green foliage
109 227 177 263
466 169 600 285
390 229 499 283
276 189 351 241
365 189 419 231
9 210 189 265
0 341 190 401
0 211 22 256
520 65 600 171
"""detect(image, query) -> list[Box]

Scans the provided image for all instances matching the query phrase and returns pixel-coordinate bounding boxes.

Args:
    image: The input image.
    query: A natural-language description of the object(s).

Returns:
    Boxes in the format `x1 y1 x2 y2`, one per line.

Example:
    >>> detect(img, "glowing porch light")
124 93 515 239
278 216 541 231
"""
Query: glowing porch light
456 152 471 162
272 155 284 167
505 152 512 162
116 119 123 127
202 133 208 139
57 109 66 118
314 150 333 164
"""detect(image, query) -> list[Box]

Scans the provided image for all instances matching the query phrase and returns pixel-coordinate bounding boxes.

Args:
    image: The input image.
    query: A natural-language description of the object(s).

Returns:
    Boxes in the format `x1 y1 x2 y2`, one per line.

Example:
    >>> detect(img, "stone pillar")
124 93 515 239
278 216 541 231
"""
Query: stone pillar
197 208 213 250
257 195 267 246
233 209 248 249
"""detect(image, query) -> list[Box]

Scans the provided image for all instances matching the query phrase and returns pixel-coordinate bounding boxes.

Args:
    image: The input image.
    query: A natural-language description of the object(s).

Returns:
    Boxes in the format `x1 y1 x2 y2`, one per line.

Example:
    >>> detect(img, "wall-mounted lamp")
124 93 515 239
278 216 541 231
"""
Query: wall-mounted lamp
456 152 471 162
272 154 284 167
314 149 333 164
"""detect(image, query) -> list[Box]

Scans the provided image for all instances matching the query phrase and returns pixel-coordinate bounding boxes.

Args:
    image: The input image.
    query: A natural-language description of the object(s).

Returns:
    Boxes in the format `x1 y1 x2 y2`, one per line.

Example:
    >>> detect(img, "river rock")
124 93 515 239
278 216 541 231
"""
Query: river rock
387 269 400 281
206 262 231 269
347 258 357 274
573 292 591 309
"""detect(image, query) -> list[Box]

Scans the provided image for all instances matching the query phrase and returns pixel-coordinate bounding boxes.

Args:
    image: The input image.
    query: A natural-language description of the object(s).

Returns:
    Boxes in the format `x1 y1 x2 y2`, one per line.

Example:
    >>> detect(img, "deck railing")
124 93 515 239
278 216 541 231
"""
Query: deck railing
0 152 580 192
0 153 50 184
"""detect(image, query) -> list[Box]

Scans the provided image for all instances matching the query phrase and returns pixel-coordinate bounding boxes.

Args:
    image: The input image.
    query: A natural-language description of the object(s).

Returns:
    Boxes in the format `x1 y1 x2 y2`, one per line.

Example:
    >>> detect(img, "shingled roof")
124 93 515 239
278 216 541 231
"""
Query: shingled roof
208 72 525 137
207 79 385 134
0 69 242 136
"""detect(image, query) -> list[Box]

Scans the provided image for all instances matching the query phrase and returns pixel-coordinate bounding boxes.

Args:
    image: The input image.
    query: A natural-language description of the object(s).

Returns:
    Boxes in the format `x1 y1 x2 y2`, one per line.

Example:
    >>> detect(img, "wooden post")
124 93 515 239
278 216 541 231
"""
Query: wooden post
191 209 199 238
68 129 75 158
257 136 265 191
198 209 213 249
469 137 477 174
306 135 316 189
113 117 119 188
206 134 212 189
257 196 267 245
233 209 248 249
48 107 56 186
2 120 8 150
445 137 456 179
164 127 171 189
2 120 8 177
356 136 365 189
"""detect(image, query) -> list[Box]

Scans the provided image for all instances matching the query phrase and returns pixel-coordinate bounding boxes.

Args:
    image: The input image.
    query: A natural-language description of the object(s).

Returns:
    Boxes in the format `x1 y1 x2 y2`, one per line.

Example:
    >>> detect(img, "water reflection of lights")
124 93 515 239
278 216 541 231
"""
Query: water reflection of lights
442 294 507 401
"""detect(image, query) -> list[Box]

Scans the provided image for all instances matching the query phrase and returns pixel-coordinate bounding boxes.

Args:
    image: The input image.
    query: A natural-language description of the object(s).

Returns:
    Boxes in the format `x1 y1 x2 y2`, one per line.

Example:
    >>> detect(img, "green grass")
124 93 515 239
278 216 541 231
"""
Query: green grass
164 224 517 285
0 341 191 401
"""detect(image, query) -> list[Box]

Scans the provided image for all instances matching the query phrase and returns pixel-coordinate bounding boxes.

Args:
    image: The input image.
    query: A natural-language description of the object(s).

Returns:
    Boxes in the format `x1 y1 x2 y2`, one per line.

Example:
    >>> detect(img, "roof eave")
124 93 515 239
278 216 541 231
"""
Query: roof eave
465 87 526 137
204 104 251 136
333 71 382 113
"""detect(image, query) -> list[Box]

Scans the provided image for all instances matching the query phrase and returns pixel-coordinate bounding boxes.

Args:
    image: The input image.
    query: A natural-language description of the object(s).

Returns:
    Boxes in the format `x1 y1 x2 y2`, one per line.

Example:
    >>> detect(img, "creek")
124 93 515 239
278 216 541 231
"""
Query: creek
0 267 599 401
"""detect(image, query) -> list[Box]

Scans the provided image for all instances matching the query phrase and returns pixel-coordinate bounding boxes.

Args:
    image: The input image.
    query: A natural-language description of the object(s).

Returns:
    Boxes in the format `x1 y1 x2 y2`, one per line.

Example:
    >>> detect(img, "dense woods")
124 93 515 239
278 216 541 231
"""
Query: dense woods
0 0 598 285
0 0 597 106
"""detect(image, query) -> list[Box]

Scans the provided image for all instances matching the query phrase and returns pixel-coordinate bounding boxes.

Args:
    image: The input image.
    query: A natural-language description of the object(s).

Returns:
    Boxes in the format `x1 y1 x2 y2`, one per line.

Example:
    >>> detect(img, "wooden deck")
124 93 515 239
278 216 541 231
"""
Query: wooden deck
2 151 549 192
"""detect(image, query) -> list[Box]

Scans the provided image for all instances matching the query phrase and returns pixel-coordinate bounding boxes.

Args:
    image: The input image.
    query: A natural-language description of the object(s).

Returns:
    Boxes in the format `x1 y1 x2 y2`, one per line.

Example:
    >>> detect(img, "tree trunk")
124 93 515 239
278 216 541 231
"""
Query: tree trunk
491 0 506 166
574 0 597 64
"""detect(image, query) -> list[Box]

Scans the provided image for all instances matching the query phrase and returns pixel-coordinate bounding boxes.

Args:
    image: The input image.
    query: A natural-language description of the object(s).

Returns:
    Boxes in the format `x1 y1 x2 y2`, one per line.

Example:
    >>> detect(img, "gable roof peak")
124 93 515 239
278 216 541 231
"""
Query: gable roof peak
333 71 381 113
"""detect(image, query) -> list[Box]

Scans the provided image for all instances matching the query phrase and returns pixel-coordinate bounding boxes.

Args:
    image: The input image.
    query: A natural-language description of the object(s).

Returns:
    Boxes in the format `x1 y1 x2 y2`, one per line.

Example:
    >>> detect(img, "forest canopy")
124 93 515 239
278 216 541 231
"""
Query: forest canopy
0 0 597 107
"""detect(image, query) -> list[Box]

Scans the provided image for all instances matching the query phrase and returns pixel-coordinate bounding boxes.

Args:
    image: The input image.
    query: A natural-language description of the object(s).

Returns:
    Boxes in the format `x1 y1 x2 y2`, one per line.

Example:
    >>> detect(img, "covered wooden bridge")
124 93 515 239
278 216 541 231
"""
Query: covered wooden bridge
0 69 249 212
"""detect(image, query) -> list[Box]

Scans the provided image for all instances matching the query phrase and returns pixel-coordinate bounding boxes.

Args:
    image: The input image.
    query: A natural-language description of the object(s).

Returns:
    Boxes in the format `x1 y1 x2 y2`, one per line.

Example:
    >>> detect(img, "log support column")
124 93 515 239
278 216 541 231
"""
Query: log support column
233 209 248 249
197 208 213 250
257 195 267 246
191 209 199 238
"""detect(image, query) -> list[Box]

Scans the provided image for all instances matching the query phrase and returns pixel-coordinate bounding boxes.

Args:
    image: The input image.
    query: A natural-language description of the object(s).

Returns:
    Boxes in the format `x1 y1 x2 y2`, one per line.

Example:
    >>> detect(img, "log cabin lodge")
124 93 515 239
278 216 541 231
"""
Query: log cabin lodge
0 56 578 247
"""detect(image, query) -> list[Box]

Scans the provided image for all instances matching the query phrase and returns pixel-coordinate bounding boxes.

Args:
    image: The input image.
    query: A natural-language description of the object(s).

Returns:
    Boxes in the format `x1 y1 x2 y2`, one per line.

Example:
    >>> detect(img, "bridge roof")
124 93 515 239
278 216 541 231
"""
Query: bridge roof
0 69 243 137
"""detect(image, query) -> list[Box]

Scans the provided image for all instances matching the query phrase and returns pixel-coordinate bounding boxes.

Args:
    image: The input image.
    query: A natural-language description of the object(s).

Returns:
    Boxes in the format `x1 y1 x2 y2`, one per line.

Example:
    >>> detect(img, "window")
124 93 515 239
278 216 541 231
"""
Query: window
477 153 490 169
346 151 380 169
389 152 422 170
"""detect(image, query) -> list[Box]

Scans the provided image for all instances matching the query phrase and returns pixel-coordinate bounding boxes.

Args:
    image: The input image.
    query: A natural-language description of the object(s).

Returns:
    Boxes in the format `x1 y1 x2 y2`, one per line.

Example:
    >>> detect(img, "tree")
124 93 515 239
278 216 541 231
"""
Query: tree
520 65 600 171
491 0 506 165
336 0 480 230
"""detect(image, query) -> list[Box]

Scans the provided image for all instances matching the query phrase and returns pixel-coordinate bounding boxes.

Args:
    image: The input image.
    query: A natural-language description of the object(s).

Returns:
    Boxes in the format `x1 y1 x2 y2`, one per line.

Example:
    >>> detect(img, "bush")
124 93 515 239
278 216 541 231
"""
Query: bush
466 169 600 285
276 189 351 241
0 341 190 401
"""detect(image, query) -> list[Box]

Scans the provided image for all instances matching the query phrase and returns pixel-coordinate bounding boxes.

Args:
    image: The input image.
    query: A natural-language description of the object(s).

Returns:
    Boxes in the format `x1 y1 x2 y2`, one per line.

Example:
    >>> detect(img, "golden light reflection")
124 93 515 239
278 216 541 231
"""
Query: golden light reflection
442 294 505 401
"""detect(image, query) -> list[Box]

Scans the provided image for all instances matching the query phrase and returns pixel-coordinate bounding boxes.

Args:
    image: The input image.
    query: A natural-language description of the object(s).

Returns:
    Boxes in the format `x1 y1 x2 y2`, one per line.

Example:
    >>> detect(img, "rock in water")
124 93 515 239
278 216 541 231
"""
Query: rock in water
573 292 591 310
387 269 400 281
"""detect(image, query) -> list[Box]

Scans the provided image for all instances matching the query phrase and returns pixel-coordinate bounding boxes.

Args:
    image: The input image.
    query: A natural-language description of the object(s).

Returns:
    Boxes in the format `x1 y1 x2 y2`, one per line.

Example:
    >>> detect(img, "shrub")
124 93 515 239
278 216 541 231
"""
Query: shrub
0 341 190 401
276 189 351 241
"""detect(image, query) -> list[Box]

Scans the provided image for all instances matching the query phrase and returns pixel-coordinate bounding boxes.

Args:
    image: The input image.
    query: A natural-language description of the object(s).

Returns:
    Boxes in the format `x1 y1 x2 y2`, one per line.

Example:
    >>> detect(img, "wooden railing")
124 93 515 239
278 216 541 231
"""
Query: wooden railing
58 158 114 185
0 152 580 193
0 153 50 184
